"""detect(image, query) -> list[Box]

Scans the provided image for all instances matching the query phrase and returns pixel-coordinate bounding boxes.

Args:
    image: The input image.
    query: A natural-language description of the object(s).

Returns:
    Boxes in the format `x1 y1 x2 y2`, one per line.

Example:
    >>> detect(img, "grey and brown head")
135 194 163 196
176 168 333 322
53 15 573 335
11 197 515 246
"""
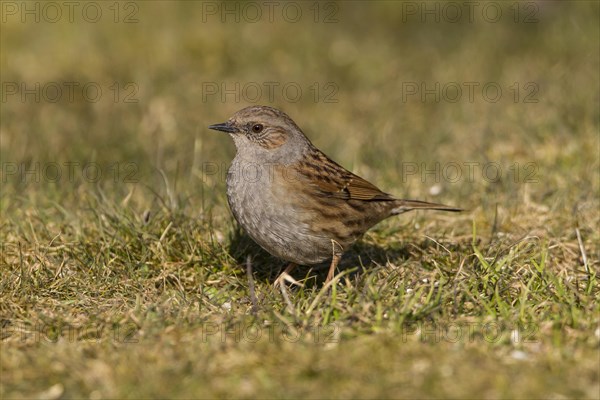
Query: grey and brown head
209 106 312 162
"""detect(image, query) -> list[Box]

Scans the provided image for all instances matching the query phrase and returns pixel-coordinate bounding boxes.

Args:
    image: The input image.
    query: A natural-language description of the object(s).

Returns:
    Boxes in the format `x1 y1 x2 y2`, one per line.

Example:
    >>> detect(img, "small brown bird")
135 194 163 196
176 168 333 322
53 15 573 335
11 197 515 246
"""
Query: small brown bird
209 106 461 285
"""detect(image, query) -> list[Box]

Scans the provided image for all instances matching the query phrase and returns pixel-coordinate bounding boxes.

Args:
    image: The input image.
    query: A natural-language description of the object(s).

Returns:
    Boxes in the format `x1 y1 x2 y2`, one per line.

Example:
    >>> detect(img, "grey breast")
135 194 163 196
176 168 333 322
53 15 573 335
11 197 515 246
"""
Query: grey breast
226 158 332 265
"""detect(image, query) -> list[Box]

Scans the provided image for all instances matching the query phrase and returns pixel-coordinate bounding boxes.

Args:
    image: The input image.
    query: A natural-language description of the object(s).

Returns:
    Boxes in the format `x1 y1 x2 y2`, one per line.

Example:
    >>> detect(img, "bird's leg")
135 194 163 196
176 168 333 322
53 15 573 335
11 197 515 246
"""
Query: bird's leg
325 240 343 284
274 262 302 287
325 253 342 284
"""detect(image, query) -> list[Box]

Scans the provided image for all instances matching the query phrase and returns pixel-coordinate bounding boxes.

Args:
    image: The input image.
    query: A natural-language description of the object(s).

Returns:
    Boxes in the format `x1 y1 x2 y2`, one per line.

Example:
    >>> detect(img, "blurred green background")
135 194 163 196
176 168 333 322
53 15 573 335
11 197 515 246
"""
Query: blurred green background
2 1 597 217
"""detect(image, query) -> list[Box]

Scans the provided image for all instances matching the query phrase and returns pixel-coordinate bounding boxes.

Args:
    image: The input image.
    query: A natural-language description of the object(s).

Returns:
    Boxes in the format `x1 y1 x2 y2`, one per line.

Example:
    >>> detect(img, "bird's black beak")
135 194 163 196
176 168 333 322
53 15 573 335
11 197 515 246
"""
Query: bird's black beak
208 122 237 133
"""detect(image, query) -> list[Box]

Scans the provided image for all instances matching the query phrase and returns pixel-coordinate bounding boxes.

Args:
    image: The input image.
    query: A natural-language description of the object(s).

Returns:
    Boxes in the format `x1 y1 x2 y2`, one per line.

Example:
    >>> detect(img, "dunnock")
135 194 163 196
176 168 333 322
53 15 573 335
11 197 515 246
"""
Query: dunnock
209 106 461 285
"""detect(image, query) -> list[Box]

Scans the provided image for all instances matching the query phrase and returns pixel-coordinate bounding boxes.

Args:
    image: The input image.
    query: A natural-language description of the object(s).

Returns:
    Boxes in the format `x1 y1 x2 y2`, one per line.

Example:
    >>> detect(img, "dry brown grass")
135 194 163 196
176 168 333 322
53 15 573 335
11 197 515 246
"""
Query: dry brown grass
1 2 599 398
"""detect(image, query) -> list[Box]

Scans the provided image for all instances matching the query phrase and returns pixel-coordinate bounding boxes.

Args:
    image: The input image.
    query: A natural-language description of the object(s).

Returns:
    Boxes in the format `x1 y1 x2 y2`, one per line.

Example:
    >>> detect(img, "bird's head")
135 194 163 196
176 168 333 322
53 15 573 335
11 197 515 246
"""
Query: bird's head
209 106 310 162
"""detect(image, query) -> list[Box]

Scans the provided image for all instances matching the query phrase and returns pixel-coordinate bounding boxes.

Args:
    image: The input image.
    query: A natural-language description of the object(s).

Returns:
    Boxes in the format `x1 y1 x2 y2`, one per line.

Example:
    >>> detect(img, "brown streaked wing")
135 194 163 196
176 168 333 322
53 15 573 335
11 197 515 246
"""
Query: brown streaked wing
296 148 396 201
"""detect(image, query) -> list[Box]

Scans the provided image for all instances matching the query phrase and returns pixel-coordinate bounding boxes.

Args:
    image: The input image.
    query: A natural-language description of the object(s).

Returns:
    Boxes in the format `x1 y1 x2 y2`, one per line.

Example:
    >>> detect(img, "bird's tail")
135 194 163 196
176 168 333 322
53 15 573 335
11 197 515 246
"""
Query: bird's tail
391 199 463 215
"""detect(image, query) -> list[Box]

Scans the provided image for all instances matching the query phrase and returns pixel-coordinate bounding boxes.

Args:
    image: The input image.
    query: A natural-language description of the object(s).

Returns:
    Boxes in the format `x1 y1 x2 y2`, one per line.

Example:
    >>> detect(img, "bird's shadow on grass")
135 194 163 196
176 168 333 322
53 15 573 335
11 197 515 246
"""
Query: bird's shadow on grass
227 227 415 288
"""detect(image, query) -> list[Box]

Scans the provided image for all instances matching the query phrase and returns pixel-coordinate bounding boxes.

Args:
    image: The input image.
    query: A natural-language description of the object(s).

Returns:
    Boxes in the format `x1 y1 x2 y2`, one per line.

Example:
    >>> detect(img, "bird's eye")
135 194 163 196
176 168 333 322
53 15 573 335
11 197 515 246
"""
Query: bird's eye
251 124 264 133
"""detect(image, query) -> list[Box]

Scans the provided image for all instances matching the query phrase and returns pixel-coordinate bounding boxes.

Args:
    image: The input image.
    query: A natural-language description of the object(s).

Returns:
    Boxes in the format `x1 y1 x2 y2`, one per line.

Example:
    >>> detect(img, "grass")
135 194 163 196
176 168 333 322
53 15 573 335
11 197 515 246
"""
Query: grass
1 1 599 398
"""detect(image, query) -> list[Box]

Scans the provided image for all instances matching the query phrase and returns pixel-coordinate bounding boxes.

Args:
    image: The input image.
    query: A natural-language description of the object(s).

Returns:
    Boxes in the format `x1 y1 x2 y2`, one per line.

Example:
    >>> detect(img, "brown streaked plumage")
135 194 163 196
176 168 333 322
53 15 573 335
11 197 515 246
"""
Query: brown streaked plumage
209 105 461 285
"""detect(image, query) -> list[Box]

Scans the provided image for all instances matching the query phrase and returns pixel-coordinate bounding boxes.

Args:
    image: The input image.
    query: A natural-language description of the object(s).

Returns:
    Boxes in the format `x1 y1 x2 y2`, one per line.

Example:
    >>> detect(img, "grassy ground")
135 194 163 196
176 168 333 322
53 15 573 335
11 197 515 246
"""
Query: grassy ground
1 1 599 398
